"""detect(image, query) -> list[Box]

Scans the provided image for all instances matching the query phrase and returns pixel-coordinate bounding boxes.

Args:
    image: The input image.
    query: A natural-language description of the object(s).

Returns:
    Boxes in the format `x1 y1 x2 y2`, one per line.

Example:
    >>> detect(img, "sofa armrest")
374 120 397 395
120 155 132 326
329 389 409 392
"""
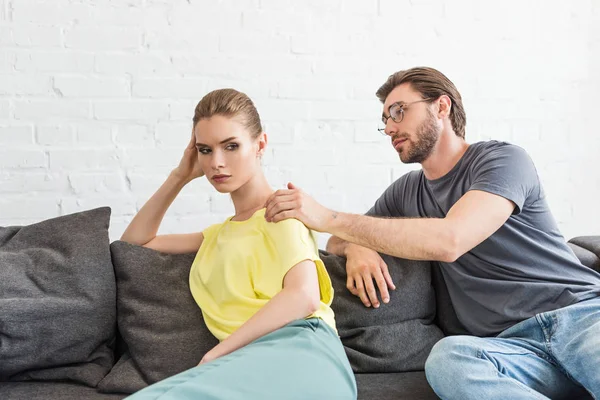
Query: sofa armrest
568 236 600 273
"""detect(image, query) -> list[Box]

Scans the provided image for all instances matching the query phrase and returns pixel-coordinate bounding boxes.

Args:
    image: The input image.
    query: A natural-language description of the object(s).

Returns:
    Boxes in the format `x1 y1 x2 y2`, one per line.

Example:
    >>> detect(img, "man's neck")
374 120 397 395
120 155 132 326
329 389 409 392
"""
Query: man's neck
421 134 470 181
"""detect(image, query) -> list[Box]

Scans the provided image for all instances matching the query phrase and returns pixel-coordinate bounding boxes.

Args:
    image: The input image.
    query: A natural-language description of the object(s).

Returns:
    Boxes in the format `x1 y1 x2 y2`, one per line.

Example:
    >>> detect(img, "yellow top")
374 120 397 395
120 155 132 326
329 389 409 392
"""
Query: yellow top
189 208 336 341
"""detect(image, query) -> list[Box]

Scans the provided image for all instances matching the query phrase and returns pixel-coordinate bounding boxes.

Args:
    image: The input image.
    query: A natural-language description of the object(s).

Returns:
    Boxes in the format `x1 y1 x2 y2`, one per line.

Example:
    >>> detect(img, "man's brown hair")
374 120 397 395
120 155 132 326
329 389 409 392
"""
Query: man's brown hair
376 67 466 138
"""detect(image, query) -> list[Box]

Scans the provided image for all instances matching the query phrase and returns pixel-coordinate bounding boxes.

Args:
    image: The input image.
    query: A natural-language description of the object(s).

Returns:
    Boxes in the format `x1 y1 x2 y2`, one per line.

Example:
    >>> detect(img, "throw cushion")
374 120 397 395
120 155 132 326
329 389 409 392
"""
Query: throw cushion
568 238 600 273
0 207 116 386
97 241 218 394
320 250 444 372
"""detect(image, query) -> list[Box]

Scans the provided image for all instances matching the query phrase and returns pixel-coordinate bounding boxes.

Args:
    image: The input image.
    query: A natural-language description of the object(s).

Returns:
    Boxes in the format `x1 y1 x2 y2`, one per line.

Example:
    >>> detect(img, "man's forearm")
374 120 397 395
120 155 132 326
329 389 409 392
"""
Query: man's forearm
324 211 456 261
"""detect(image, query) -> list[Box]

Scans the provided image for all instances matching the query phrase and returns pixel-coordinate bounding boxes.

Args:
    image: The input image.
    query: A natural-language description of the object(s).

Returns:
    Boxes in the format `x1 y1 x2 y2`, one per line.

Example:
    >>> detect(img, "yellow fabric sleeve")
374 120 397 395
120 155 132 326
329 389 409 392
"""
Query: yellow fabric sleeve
261 218 333 306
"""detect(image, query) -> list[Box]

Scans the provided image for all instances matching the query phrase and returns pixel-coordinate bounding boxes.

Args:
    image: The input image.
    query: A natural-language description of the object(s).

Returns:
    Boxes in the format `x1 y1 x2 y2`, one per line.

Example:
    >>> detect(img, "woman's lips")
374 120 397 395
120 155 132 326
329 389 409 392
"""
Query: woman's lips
212 175 231 183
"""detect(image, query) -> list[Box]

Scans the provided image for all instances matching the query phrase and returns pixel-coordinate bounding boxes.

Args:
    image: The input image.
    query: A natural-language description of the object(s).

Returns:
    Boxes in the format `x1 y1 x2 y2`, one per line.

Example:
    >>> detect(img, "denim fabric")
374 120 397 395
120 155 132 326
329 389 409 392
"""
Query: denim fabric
425 297 600 399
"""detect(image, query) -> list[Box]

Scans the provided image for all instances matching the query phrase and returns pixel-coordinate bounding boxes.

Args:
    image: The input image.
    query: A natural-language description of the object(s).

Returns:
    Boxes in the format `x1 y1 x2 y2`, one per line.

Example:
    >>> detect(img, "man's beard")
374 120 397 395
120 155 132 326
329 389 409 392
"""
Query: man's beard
398 110 440 164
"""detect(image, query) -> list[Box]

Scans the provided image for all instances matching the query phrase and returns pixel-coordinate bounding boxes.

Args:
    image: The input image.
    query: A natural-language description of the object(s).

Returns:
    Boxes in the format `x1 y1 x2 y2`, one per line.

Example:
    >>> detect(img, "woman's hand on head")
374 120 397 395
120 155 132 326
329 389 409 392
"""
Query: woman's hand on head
171 133 204 183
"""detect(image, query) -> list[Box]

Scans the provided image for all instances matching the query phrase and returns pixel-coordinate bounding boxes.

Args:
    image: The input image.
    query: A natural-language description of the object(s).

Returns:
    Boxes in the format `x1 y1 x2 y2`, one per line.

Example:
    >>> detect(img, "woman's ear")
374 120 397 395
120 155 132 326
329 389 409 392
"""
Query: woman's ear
257 132 268 157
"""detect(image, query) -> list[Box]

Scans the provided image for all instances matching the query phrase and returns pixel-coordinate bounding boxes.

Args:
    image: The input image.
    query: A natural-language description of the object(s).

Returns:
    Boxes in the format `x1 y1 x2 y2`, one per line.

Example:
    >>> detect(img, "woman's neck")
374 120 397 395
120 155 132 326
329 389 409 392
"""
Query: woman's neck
230 172 273 221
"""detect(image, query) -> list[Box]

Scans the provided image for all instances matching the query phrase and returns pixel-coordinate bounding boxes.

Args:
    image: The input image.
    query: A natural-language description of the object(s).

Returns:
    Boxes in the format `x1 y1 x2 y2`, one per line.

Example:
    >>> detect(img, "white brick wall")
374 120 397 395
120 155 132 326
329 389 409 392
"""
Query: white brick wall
1 0 599 247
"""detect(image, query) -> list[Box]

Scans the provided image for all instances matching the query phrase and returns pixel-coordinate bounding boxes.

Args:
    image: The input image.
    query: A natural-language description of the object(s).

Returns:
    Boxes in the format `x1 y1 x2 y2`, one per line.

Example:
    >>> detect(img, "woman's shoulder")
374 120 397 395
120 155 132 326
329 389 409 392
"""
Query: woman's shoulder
252 211 312 246
202 221 226 239
261 215 310 237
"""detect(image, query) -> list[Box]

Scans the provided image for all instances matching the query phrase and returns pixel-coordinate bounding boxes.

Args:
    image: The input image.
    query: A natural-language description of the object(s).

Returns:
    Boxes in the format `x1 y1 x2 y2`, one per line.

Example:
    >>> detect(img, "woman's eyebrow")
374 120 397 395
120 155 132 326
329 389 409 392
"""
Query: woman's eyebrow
196 136 237 147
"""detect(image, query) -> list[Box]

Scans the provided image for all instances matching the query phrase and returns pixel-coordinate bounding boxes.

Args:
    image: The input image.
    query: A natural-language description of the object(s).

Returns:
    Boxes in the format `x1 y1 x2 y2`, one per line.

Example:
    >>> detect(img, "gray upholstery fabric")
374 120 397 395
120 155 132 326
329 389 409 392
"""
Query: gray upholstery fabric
0 382 125 400
569 237 600 273
320 251 444 373
0 374 436 400
569 243 600 273
356 372 438 400
97 352 147 394
570 236 600 256
0 207 115 387
97 241 219 394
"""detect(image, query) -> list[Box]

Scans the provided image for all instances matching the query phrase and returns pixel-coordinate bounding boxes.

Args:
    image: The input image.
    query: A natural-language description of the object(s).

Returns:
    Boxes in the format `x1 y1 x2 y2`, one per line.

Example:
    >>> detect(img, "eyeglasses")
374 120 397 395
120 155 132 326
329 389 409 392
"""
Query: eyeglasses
377 98 434 135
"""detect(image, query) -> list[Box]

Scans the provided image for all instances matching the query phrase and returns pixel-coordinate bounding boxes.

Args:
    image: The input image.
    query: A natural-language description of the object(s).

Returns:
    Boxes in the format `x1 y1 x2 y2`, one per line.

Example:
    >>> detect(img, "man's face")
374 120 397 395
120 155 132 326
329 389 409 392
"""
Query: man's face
382 83 441 164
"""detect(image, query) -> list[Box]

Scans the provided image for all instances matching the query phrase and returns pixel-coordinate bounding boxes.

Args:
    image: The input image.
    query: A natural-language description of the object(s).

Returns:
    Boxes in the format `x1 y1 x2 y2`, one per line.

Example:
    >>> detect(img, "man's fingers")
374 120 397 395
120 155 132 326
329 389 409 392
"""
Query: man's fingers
381 261 396 290
265 195 297 218
270 210 295 223
264 193 294 215
373 269 390 304
264 190 297 212
274 189 297 197
265 200 296 221
346 276 358 296
362 272 380 308
354 277 371 307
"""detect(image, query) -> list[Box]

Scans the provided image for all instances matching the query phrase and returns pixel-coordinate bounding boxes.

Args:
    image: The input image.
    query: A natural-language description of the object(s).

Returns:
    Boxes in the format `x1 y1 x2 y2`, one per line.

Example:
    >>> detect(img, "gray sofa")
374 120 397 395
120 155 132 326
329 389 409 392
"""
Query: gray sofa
1 207 599 400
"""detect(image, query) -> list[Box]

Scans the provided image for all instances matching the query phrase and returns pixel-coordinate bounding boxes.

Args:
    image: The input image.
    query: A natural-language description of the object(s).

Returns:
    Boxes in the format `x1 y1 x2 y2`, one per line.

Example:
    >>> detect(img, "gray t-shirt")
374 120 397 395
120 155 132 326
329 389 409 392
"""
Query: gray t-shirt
367 140 600 336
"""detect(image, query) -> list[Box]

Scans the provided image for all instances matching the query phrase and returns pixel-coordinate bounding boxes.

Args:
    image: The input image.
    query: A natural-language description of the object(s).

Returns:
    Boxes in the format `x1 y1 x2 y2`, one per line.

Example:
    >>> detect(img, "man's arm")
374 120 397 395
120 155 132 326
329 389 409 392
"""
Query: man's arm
325 190 515 262
266 186 515 262
325 235 349 256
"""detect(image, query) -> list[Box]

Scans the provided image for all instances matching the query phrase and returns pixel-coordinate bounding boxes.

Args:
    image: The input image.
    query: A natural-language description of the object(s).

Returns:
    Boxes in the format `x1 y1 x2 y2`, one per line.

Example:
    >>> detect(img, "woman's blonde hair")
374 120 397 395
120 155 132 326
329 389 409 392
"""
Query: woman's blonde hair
193 89 263 138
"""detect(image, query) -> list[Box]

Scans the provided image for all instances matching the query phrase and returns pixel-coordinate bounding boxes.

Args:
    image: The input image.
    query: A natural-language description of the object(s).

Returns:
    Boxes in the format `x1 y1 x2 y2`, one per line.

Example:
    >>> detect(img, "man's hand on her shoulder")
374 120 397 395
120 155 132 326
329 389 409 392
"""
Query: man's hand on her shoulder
264 182 334 232
345 244 396 308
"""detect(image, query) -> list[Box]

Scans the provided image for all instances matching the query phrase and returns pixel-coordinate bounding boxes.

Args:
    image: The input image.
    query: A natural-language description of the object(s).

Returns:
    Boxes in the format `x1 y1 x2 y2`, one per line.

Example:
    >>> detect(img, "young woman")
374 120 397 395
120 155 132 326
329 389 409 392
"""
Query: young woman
122 89 357 399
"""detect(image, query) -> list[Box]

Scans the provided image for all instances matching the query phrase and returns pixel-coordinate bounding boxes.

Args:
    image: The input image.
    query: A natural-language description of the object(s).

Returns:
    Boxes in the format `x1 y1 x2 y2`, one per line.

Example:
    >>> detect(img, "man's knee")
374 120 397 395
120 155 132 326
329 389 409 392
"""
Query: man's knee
425 336 479 395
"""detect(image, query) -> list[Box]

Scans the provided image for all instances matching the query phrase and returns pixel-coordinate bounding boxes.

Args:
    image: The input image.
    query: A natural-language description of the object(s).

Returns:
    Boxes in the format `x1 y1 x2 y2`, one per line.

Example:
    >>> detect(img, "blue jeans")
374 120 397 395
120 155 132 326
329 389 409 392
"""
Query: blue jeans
425 296 600 399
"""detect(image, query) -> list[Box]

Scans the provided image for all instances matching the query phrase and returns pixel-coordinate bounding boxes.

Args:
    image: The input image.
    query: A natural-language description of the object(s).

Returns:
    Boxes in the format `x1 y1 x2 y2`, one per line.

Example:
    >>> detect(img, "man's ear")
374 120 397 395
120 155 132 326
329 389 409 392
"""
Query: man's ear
438 95 452 118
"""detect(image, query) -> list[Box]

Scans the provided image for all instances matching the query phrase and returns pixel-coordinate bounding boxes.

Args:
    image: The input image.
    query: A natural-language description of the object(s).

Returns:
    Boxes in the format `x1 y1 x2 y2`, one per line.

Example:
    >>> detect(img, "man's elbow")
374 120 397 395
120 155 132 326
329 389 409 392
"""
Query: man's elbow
437 231 463 263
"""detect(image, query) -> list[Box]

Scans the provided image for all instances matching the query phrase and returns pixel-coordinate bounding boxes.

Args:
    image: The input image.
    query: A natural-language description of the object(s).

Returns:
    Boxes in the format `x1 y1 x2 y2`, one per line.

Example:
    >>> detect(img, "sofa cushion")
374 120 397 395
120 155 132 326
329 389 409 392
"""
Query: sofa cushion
0 382 125 400
568 237 600 273
97 241 218 394
356 372 438 400
0 207 115 387
320 251 444 373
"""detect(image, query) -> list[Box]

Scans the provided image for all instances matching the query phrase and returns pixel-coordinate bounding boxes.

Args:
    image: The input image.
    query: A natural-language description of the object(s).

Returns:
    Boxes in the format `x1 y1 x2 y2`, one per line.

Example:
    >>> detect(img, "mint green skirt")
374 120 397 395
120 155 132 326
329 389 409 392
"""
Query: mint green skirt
126 318 357 400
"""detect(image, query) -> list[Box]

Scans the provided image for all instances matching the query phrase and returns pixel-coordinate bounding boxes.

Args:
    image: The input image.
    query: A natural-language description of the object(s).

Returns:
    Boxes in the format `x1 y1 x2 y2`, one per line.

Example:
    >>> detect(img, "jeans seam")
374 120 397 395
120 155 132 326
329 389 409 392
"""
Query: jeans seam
536 313 553 355
475 349 549 400
548 313 581 384
493 369 552 400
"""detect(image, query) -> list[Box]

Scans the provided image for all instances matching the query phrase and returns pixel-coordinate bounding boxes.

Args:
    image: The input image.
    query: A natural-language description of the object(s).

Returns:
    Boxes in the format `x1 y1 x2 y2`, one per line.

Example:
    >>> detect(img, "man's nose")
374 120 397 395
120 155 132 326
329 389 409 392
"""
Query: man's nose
384 121 397 136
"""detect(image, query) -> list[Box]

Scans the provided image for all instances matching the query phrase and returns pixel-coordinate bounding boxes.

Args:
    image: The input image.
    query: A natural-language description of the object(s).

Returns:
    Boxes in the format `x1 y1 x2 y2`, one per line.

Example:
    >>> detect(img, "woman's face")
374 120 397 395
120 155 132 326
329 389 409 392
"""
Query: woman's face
194 115 266 193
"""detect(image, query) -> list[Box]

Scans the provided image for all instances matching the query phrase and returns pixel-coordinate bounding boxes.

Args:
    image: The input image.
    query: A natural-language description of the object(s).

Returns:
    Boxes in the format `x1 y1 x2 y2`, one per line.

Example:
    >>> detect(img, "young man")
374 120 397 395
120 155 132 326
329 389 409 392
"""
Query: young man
264 67 600 399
